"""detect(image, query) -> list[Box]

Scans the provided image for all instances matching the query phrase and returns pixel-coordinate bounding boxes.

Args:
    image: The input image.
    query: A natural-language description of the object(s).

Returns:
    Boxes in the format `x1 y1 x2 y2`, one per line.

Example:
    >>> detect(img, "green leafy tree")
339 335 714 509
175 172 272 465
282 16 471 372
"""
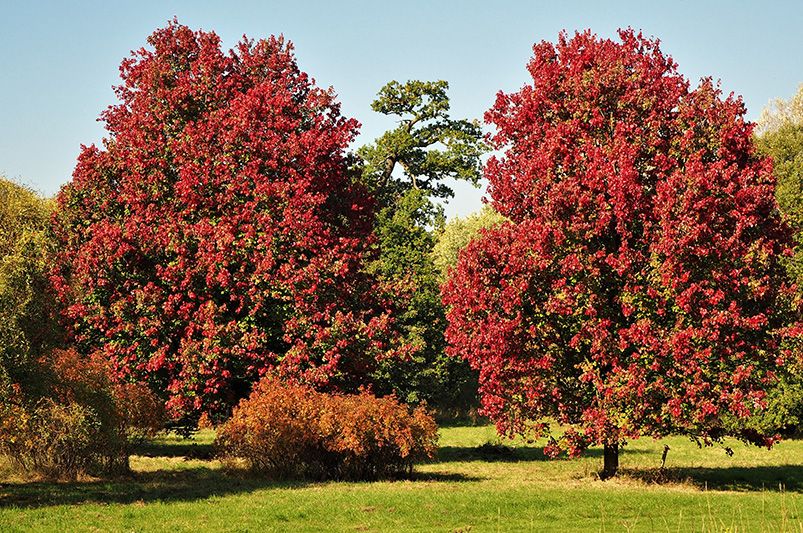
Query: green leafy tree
756 84 803 283
369 189 458 406
358 80 485 205
432 205 506 279
0 178 60 398
754 84 803 436
360 80 486 410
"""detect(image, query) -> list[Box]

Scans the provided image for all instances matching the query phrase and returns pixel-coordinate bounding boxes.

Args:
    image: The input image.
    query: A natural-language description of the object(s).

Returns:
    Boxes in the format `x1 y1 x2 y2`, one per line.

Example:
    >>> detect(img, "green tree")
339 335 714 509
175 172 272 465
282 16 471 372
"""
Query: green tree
756 84 803 284
358 80 485 206
0 179 165 479
432 205 506 279
369 189 455 406
360 80 486 411
754 84 803 436
0 178 60 398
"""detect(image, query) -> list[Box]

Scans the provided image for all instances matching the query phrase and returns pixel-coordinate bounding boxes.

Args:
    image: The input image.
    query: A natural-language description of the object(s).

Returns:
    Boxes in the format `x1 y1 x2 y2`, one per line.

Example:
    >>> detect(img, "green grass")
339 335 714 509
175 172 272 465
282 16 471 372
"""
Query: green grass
2 426 803 532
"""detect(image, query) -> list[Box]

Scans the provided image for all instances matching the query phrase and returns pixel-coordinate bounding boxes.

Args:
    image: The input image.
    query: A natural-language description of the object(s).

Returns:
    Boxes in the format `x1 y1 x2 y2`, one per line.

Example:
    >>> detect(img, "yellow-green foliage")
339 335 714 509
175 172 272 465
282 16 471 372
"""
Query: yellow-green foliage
0 177 58 397
756 84 803 284
756 83 803 138
755 86 803 436
432 205 506 279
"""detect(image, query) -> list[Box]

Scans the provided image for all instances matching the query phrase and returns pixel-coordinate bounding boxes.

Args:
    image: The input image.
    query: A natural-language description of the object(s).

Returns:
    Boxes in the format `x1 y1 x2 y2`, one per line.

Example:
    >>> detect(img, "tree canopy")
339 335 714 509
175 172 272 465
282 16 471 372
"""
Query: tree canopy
442 29 802 477
359 80 486 409
52 22 393 422
756 84 803 285
432 205 506 280
0 178 60 399
358 80 486 206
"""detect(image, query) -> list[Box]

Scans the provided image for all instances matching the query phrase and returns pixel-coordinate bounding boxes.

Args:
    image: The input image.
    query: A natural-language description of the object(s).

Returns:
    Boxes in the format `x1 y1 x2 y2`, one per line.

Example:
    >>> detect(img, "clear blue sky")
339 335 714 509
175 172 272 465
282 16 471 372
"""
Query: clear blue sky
1 0 801 219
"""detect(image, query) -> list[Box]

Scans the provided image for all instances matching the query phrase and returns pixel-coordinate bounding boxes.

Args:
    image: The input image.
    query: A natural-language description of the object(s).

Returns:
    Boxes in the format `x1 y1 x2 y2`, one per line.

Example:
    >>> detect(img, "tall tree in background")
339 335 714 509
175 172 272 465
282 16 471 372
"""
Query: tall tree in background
443 29 802 478
360 80 486 408
432 206 506 280
0 178 60 400
751 84 803 436
756 84 803 284
358 80 485 205
53 22 393 422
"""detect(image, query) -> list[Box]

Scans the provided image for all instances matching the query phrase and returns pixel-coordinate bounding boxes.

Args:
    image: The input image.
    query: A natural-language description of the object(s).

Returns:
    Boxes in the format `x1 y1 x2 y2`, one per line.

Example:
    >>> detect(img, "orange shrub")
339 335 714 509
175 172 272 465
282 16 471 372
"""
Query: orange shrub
327 394 439 479
112 382 167 444
0 350 126 479
0 383 29 461
50 349 165 444
215 379 329 477
197 412 216 430
0 349 166 480
2 398 125 480
215 378 438 480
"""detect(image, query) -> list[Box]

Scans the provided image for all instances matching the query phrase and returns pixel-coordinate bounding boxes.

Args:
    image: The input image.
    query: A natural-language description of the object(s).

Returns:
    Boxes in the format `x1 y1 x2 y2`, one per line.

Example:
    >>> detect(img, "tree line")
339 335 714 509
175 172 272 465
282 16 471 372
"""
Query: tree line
2 22 803 479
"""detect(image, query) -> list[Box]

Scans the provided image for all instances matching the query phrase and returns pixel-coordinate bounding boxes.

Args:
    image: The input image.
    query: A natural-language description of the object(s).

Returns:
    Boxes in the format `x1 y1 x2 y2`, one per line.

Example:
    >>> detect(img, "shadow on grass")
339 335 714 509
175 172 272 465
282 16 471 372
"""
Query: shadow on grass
411 471 482 482
622 465 803 492
133 441 215 460
0 467 290 509
0 466 480 510
438 444 547 463
437 444 650 463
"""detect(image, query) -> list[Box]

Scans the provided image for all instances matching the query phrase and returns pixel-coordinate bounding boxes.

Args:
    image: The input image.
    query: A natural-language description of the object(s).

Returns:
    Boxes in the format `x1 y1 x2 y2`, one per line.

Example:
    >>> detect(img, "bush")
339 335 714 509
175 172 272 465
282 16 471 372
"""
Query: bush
0 398 124 480
111 382 167 444
326 391 440 480
721 376 803 439
0 349 166 480
215 378 438 480
49 348 166 444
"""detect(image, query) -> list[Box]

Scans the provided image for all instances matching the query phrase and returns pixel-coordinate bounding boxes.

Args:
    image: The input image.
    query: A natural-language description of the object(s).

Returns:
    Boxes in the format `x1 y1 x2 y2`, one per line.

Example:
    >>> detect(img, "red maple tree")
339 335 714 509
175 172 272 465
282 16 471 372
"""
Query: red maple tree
53 21 394 422
442 29 802 477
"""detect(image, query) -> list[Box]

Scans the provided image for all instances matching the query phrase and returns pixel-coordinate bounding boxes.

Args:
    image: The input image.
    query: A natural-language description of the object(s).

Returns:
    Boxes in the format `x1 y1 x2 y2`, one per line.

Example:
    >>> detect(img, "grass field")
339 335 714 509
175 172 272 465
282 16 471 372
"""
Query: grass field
1 425 803 532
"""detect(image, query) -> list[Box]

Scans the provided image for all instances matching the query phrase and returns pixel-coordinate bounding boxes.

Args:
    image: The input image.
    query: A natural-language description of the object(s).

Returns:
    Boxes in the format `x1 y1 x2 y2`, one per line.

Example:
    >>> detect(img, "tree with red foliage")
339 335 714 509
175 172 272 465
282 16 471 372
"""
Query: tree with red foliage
53 21 393 423
442 29 802 478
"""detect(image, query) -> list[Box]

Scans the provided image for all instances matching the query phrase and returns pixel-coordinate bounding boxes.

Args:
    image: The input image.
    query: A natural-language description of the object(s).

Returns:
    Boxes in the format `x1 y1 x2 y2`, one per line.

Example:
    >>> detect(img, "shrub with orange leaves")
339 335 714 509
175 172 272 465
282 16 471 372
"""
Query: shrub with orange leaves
49 348 166 443
111 382 167 444
0 349 166 480
215 378 438 480
0 350 128 479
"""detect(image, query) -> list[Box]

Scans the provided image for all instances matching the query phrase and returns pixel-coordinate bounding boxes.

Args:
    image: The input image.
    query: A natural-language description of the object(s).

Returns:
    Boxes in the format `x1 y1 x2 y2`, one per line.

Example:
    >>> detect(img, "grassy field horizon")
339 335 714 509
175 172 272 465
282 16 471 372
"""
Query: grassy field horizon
2 425 803 532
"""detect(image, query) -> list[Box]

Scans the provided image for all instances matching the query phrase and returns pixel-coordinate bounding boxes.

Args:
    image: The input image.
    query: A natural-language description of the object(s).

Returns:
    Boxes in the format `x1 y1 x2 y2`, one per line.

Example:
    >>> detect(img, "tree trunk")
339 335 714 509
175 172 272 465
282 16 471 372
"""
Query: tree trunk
381 157 396 188
601 442 619 479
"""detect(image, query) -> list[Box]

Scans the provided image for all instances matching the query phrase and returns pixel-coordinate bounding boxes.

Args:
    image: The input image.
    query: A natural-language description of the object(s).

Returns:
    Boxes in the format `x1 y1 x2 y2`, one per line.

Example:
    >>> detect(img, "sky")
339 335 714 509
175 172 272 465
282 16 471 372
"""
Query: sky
1 0 801 219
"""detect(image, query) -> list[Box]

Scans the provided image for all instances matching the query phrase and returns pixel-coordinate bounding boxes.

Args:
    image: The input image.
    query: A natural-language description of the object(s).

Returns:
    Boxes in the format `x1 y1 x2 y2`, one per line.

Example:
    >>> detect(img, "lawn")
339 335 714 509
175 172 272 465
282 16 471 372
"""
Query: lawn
1 425 802 532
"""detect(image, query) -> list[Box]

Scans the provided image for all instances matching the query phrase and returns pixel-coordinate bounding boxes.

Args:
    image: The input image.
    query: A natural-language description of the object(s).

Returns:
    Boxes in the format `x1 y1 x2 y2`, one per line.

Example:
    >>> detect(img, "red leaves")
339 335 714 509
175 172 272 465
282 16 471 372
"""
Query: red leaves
443 29 802 452
52 21 393 421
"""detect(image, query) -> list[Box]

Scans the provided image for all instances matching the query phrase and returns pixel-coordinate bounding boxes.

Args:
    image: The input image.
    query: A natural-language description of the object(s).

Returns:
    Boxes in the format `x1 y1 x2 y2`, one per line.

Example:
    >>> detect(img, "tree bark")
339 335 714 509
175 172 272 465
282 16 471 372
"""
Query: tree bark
601 442 619 479
380 156 396 191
